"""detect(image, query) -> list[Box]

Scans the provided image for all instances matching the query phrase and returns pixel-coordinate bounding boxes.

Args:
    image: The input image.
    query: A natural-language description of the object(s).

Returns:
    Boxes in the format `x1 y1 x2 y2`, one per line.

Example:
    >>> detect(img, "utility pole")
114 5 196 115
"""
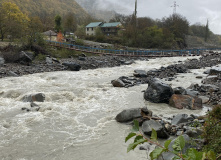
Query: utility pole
171 1 179 14
135 0 137 27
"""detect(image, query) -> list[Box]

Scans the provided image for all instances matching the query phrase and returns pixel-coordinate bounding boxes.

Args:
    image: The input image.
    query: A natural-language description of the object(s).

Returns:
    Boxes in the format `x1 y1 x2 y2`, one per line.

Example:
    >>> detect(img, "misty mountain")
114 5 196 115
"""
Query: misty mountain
75 0 132 21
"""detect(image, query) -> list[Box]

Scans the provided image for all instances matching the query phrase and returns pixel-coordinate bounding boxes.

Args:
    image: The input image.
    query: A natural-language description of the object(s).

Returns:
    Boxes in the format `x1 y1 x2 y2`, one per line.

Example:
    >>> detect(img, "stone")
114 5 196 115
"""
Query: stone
8 71 19 77
78 56 86 61
209 66 221 75
173 87 186 94
169 94 202 110
62 62 81 71
142 119 169 139
115 108 143 122
144 78 174 103
133 70 147 77
200 84 219 92
111 79 125 87
16 51 33 64
171 114 194 125
22 93 45 102
202 75 218 84
46 57 53 64
184 89 199 97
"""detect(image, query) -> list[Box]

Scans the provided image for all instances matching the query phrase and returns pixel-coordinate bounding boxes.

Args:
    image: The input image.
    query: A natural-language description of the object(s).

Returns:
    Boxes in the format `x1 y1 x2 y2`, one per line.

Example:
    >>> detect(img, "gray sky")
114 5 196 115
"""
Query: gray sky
96 0 221 35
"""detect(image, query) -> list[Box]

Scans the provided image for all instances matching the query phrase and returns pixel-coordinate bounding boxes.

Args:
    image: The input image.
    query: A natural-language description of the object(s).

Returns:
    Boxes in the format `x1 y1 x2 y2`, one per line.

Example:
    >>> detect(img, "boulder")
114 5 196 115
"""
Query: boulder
198 96 210 104
171 114 194 125
22 93 45 102
173 87 186 94
16 51 33 64
144 78 174 103
115 108 142 122
169 94 202 110
209 66 221 75
8 71 19 77
142 120 169 139
200 84 219 92
111 79 125 87
184 89 199 97
133 70 147 77
62 62 81 71
202 75 218 84
46 57 53 64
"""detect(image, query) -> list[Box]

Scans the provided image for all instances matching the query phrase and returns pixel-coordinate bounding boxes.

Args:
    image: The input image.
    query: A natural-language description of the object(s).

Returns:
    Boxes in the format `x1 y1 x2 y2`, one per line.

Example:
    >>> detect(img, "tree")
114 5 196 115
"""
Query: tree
63 12 77 34
54 14 62 32
205 19 209 42
75 25 86 38
0 2 29 41
162 13 189 48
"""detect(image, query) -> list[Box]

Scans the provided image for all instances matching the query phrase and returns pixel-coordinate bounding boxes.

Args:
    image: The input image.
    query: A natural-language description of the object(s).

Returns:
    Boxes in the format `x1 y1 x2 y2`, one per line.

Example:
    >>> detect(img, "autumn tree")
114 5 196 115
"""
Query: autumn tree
54 14 62 32
27 16 44 46
0 2 29 41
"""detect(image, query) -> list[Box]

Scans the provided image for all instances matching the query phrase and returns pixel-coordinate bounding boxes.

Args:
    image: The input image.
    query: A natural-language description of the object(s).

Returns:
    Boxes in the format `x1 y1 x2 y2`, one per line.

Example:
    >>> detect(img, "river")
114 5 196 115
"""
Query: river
0 57 208 160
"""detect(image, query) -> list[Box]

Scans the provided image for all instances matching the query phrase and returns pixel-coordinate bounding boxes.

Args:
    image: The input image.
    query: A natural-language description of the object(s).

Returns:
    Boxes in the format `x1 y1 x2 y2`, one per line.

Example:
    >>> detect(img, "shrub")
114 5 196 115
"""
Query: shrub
203 105 221 156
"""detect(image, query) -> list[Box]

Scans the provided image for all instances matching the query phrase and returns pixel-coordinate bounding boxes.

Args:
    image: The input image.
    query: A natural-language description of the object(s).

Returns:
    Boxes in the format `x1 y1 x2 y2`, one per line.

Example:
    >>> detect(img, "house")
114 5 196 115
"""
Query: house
86 22 122 36
86 22 103 36
101 22 122 35
43 30 57 41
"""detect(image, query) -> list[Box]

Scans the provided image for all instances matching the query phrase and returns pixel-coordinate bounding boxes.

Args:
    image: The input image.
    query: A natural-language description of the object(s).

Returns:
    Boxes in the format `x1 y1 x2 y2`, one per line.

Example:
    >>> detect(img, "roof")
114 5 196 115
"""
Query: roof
101 22 121 28
43 30 57 36
86 22 103 28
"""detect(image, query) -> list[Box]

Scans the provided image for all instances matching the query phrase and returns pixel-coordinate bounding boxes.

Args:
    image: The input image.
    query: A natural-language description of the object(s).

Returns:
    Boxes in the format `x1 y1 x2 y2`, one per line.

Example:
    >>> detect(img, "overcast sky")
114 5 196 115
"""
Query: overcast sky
96 0 221 35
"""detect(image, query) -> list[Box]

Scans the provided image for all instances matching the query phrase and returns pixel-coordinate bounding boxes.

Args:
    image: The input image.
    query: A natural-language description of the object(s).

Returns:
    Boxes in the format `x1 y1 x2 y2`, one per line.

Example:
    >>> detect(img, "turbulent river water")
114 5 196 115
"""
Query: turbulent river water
0 57 209 160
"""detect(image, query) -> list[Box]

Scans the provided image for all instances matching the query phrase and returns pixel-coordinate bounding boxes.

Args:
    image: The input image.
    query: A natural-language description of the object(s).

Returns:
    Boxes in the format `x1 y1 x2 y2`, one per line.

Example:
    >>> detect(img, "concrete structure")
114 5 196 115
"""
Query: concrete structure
86 22 122 36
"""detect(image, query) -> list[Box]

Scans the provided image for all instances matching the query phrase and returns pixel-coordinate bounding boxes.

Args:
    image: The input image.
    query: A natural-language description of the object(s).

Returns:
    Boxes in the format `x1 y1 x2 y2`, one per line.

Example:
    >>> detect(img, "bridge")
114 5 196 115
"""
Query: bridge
48 41 221 57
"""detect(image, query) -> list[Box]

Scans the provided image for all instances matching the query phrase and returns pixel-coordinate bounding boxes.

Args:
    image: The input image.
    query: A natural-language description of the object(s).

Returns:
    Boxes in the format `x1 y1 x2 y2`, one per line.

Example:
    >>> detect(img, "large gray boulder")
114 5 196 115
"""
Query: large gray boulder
115 108 142 122
142 120 169 139
22 93 46 102
144 78 174 103
209 66 221 75
171 114 194 125
133 70 147 77
62 62 81 71
111 79 125 87
16 51 33 64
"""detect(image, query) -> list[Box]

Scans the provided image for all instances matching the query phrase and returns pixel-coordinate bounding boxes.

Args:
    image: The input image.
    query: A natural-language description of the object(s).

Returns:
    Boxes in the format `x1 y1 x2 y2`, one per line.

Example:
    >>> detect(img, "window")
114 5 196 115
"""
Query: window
92 27 94 31
108 28 110 31
87 28 89 31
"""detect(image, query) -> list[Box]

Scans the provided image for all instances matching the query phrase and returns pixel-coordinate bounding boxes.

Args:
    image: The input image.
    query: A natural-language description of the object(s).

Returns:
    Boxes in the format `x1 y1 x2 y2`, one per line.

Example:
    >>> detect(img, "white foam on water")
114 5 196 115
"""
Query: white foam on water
0 56 208 160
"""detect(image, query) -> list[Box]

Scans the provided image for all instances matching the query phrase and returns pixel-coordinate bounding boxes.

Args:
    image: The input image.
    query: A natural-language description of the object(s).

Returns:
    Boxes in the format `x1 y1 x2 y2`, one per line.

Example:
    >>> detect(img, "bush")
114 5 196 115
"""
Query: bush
203 105 221 156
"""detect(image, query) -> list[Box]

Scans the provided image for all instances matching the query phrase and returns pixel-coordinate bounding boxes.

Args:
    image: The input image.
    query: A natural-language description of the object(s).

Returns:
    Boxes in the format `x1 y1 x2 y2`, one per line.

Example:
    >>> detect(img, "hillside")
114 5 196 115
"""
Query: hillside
2 0 90 19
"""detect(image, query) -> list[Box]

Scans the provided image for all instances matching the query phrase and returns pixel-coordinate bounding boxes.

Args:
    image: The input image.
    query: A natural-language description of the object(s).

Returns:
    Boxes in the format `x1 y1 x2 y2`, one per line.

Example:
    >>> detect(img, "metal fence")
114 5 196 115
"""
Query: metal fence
47 40 221 57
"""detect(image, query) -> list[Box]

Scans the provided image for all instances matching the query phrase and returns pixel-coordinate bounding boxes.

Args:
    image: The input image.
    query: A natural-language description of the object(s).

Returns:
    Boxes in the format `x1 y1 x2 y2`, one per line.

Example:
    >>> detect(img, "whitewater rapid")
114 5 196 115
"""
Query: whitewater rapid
0 57 208 160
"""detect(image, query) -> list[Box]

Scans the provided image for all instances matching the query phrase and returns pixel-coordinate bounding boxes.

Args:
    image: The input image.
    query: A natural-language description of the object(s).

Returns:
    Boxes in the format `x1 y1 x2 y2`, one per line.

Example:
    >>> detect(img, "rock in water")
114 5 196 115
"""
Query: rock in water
144 78 173 103
22 93 45 102
62 62 81 71
115 108 142 122
171 114 193 125
111 79 125 87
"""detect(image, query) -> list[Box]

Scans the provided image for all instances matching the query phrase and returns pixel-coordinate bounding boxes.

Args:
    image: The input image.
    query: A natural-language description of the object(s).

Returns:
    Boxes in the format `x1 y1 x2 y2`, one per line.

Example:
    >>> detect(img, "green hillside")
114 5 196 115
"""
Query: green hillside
1 0 90 19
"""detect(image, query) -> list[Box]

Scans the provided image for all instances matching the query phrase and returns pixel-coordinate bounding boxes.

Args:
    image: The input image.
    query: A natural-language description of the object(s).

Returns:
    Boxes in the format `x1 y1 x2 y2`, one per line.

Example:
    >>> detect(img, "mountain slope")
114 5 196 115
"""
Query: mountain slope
3 0 90 19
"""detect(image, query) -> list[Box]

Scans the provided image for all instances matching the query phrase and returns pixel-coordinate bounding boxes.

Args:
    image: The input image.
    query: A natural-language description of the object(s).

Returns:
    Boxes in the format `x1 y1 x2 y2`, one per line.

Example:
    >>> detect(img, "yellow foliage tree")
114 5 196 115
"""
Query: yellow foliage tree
0 2 29 41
